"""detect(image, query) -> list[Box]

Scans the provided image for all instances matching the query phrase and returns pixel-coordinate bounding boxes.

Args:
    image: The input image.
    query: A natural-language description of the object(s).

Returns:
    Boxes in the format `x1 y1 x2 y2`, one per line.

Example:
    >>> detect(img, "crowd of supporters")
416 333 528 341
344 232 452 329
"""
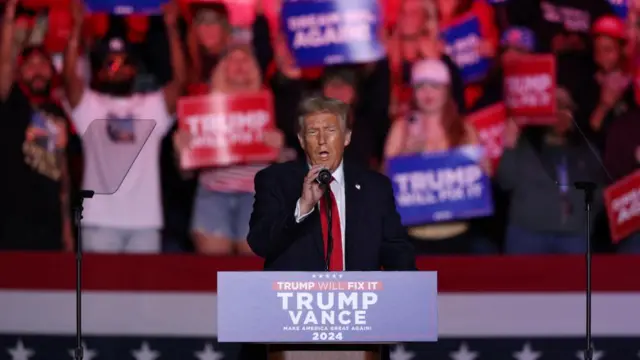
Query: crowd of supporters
0 0 638 256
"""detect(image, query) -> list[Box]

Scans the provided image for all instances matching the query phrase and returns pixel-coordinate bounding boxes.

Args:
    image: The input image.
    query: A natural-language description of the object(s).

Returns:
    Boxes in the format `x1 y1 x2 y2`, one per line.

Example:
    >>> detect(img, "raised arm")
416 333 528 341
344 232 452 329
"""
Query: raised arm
63 0 85 109
162 1 187 114
0 0 18 101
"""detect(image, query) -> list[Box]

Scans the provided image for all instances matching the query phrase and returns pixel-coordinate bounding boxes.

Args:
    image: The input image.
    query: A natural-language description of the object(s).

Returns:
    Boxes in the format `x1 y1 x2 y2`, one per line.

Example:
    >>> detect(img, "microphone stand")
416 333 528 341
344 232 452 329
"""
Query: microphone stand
323 185 333 271
574 181 596 360
72 189 95 360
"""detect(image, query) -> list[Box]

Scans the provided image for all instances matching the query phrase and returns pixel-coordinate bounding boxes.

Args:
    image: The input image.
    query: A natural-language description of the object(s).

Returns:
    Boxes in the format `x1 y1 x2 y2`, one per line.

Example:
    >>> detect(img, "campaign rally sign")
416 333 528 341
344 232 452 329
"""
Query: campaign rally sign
177 90 278 169
386 146 494 225
604 170 640 243
466 103 507 174
281 0 385 67
441 15 490 84
503 54 556 121
217 271 438 343
44 8 72 53
608 0 628 18
85 0 167 14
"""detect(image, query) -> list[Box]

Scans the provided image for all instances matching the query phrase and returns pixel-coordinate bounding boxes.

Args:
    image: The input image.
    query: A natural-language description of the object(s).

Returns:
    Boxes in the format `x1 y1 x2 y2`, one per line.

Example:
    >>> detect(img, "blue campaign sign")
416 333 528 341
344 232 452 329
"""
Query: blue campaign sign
441 15 490 84
386 146 494 226
217 271 438 343
608 0 628 18
281 0 385 67
84 0 167 14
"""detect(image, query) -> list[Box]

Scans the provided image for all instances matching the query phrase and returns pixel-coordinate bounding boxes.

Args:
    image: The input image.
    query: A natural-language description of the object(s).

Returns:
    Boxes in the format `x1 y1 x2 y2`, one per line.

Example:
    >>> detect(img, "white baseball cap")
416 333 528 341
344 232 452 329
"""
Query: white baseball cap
411 59 451 86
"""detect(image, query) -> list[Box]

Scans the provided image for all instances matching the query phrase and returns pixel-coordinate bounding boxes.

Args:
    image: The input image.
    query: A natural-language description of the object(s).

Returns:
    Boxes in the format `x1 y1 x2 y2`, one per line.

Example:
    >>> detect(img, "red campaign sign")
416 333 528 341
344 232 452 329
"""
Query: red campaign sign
466 102 507 174
177 90 279 169
503 54 556 121
604 170 640 243
44 7 73 53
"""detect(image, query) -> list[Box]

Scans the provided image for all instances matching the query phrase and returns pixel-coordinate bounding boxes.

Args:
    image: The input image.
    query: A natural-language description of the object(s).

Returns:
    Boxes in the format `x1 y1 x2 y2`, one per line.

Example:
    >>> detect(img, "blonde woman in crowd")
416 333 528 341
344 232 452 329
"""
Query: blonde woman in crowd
174 45 284 255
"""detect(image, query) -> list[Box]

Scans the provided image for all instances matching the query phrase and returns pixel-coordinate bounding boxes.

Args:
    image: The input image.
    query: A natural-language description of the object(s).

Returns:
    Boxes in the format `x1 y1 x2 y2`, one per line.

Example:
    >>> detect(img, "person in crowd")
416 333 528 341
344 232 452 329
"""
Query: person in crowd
185 0 272 94
473 26 537 111
266 31 393 168
174 44 284 255
467 26 538 249
603 108 640 253
384 59 496 254
61 0 186 253
497 88 606 254
320 67 378 168
588 15 636 151
266 33 306 159
158 0 277 253
437 0 500 109
387 0 466 114
0 0 74 251
505 0 614 54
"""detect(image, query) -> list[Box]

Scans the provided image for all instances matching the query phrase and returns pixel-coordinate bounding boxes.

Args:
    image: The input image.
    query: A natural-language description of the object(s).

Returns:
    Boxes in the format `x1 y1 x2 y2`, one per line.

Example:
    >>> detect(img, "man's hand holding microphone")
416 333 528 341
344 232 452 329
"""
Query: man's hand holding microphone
298 165 332 215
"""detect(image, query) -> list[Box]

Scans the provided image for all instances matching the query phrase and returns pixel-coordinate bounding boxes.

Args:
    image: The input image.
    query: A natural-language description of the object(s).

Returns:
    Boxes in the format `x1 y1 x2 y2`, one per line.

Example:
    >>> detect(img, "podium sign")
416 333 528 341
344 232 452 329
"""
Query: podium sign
217 271 437 343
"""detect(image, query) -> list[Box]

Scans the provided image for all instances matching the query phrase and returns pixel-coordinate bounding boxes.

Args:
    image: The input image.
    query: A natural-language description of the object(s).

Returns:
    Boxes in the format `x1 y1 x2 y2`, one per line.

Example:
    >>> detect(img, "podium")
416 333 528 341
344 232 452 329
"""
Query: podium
217 271 438 360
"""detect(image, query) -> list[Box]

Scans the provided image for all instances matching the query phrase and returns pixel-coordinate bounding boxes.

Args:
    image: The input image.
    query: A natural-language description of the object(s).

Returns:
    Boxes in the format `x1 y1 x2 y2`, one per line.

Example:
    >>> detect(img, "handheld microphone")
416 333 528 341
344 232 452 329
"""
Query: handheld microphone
315 169 332 185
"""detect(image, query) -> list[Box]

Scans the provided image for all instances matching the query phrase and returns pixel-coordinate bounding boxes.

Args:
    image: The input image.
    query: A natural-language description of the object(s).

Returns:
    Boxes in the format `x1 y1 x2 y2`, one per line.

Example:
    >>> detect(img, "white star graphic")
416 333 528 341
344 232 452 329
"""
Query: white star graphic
68 342 98 360
389 344 414 360
132 342 160 360
450 342 478 360
312 274 317 278
513 342 541 360
576 344 604 360
7 340 35 360
194 343 224 360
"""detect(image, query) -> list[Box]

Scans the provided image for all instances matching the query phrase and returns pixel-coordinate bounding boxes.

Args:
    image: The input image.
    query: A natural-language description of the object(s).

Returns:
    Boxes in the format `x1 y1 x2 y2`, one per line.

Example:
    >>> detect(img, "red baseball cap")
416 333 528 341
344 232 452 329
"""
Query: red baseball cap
592 15 626 40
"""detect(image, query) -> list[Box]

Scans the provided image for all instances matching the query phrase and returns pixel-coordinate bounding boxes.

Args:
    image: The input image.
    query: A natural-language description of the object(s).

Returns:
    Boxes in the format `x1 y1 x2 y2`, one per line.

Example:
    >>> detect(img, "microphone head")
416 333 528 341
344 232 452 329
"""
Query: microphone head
316 169 332 185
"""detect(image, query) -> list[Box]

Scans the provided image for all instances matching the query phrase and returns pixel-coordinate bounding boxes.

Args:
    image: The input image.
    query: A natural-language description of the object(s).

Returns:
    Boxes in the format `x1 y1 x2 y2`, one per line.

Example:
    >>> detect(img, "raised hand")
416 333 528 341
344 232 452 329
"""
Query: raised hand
299 165 326 215
172 128 192 153
70 0 85 28
4 0 18 19
163 0 179 27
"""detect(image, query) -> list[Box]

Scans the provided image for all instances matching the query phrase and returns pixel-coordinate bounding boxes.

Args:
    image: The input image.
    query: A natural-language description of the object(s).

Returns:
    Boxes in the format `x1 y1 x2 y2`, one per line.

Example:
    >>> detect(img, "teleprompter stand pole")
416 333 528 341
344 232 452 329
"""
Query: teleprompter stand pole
574 181 597 360
72 190 95 360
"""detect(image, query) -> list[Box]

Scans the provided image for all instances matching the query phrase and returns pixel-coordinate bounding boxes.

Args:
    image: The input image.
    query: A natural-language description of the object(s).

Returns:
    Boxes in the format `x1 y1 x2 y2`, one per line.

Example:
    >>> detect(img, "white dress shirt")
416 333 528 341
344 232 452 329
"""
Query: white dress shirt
294 162 346 269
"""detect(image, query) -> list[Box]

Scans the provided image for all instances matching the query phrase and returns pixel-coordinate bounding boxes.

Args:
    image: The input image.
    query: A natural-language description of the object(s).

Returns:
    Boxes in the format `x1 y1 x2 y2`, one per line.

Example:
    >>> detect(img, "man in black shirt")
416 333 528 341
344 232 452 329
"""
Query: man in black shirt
0 0 73 250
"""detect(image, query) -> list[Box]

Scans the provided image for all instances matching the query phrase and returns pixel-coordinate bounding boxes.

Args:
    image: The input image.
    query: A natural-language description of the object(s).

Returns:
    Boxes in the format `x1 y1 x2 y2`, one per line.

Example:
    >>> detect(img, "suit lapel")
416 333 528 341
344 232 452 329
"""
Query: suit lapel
344 162 363 270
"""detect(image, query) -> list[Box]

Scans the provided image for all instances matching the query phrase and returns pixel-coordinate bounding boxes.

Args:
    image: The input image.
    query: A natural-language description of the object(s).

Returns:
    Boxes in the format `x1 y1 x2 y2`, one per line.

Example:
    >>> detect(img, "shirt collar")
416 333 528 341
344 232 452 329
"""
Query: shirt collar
332 161 345 186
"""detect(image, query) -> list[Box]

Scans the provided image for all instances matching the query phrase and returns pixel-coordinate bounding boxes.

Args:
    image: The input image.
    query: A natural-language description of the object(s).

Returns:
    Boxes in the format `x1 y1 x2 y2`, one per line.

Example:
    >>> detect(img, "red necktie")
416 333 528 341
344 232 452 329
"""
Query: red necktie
319 182 344 271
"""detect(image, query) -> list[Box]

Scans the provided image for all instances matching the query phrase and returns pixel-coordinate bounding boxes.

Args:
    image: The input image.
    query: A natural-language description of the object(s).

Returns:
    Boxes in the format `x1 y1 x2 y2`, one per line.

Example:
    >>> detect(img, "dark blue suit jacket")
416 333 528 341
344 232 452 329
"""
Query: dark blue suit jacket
247 160 416 271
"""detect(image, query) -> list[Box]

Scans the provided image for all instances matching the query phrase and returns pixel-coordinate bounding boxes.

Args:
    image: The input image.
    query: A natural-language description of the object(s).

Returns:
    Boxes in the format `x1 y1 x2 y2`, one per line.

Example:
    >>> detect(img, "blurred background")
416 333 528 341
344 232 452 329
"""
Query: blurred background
0 0 639 358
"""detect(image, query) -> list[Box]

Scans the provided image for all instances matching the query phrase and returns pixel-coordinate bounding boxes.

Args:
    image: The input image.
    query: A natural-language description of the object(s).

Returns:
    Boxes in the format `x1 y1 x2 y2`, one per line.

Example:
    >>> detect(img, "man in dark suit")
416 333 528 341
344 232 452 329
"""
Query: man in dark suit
248 96 415 271
241 96 413 360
